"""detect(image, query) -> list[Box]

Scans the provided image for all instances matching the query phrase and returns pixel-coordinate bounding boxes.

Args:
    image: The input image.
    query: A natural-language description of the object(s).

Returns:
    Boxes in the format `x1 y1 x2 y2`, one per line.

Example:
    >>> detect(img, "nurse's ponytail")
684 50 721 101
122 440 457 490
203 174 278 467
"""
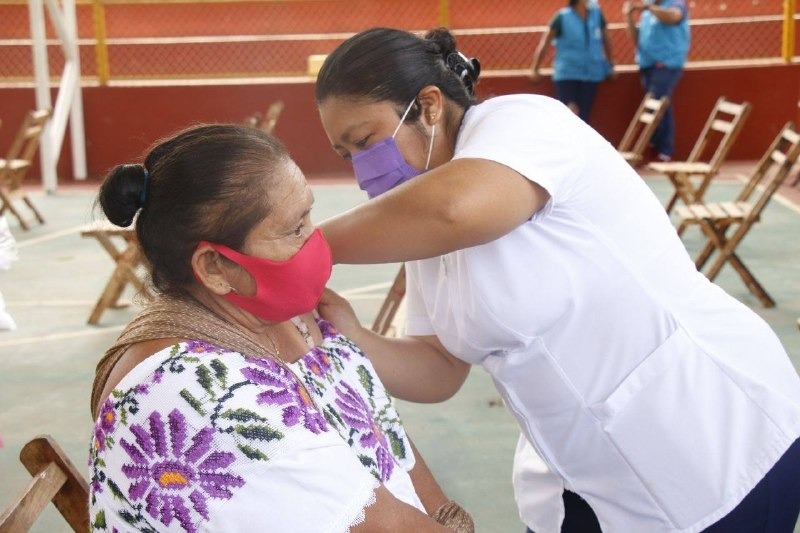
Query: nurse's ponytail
424 27 481 97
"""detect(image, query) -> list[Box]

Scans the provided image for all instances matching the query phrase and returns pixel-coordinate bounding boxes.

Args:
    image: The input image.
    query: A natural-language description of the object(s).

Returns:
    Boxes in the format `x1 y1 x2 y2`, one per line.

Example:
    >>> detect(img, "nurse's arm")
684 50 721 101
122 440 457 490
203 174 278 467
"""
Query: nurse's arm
351 327 471 403
320 158 549 264
317 287 469 402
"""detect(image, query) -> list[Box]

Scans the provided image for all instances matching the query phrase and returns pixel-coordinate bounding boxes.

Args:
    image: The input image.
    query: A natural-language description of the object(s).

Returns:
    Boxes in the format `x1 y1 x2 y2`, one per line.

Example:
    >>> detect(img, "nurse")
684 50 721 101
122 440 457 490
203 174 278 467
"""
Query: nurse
315 27 800 533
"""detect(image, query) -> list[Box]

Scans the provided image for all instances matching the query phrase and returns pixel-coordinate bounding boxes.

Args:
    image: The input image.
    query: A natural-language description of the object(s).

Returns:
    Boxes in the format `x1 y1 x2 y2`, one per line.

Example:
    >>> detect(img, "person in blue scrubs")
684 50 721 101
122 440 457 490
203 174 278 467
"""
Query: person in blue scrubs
624 0 690 162
530 0 615 123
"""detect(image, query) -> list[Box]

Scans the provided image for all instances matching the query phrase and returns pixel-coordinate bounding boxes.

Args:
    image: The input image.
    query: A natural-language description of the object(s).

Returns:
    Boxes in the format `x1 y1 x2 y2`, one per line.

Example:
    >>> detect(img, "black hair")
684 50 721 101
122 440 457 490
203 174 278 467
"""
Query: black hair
315 27 481 121
96 124 289 296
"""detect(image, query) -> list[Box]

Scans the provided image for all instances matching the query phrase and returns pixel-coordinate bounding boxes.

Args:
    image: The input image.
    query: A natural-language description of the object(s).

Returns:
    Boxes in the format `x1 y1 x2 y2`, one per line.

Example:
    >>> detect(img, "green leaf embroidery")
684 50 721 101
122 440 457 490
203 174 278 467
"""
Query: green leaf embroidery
236 424 284 442
210 358 228 387
179 389 206 415
196 365 214 397
238 443 270 461
219 408 267 423
386 429 406 459
92 509 106 529
107 478 125 501
119 510 137 525
357 365 375 396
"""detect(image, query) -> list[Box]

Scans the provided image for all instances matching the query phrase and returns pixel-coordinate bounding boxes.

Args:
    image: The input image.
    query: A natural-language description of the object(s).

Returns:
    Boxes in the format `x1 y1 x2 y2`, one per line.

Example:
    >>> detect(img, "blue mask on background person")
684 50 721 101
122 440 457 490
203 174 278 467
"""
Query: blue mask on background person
351 98 435 198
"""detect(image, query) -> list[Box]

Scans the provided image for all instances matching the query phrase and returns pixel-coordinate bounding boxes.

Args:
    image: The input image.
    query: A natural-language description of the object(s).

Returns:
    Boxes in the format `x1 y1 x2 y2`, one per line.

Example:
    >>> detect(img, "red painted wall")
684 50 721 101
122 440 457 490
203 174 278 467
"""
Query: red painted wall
1 63 798 184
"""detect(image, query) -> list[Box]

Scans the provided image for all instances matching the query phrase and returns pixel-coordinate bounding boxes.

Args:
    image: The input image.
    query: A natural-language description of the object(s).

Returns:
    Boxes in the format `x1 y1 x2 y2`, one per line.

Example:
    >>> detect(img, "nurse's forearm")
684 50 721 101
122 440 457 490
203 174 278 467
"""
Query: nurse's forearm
348 328 471 403
321 158 547 264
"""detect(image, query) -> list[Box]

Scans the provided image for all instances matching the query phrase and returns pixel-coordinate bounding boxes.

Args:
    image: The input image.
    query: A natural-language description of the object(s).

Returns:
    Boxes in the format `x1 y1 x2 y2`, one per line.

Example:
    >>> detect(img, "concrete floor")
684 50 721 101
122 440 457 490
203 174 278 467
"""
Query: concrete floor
1 167 800 532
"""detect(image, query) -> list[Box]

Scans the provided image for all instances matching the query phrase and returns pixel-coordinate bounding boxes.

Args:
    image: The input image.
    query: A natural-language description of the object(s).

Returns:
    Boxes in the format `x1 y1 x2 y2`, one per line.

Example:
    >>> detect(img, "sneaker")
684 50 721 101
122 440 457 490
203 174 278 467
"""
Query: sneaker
656 153 672 162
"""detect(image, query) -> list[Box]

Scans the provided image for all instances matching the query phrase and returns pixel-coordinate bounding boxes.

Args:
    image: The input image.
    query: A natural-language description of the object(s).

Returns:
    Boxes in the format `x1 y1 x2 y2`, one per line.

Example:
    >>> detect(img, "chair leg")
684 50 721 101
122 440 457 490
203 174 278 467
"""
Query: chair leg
706 251 774 307
371 265 406 336
23 196 45 224
664 192 679 214
0 193 31 230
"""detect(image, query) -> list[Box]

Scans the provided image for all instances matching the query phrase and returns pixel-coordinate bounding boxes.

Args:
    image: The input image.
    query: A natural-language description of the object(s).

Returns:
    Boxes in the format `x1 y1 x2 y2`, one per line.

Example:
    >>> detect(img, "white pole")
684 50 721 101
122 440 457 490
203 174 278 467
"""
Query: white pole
28 0 88 192
45 0 86 180
28 0 55 191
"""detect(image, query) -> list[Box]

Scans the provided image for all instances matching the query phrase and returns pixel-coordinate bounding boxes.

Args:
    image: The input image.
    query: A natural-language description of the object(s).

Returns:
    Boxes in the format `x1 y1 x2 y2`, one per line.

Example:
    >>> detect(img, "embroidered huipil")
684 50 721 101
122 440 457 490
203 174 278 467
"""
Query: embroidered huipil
89 319 421 532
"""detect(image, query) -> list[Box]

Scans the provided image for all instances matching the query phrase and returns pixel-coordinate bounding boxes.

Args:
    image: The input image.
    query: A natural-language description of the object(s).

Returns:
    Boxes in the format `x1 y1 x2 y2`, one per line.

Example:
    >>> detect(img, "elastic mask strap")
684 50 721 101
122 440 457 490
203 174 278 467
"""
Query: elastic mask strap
425 125 435 170
392 98 417 138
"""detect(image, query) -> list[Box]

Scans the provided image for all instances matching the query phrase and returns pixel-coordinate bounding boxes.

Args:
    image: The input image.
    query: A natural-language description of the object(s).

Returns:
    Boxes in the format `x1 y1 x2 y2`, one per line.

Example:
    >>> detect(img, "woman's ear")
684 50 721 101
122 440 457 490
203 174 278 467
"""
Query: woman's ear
191 244 233 295
417 85 444 126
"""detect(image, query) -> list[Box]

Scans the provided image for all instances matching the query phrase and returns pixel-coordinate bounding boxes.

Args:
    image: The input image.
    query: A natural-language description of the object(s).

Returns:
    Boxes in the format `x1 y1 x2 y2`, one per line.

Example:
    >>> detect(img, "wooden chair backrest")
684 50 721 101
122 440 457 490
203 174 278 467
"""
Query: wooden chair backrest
3 109 50 165
685 97 751 169
617 92 669 161
0 435 89 532
260 100 285 134
736 121 800 217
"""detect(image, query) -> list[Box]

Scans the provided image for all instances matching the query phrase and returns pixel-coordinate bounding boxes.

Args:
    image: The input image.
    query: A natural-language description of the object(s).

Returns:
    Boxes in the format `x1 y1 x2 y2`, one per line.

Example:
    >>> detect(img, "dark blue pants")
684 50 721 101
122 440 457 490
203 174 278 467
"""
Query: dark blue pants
525 438 800 532
554 80 600 124
639 65 683 158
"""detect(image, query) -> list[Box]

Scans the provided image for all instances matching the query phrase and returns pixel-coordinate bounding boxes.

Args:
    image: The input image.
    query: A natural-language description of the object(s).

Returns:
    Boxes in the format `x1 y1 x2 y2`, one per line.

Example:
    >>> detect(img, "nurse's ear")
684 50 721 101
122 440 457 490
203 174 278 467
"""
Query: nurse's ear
417 85 444 127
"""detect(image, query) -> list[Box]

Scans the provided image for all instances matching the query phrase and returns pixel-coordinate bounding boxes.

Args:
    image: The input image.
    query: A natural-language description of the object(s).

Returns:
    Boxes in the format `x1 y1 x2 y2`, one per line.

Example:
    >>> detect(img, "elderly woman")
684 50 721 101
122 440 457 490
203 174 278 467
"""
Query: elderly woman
88 124 472 532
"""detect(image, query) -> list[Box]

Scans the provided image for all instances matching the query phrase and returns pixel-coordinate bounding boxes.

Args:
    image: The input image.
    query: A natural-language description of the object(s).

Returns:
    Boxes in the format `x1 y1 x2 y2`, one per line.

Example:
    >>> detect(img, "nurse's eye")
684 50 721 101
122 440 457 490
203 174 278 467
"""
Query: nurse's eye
354 135 371 149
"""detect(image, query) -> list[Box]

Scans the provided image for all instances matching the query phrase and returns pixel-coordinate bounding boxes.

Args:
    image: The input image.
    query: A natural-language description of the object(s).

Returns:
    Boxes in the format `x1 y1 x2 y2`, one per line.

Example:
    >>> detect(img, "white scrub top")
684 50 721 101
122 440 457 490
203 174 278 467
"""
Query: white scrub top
404 94 800 533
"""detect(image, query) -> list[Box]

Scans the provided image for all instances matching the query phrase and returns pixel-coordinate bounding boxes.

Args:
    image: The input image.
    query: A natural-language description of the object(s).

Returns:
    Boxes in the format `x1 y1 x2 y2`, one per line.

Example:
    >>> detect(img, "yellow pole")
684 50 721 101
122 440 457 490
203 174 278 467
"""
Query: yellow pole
92 0 110 85
438 0 450 28
783 0 795 63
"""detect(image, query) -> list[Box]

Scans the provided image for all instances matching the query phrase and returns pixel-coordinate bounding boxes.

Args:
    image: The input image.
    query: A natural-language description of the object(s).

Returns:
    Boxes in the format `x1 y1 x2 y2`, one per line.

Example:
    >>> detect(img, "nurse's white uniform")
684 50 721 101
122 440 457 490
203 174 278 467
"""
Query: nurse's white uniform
404 94 800 533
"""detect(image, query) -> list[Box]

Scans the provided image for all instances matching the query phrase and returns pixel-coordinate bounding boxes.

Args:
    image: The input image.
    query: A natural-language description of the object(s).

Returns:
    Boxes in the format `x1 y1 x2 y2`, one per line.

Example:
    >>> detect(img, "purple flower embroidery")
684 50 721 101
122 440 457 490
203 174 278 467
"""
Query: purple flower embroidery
303 348 333 377
134 370 164 396
94 399 117 453
241 358 327 434
185 341 218 354
334 382 393 481
119 409 244 532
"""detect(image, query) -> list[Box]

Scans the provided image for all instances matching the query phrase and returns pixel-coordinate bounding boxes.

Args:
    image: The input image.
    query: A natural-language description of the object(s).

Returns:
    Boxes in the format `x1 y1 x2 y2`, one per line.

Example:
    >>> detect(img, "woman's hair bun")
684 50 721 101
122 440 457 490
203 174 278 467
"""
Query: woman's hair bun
445 51 481 95
424 27 458 58
424 27 481 95
97 163 148 228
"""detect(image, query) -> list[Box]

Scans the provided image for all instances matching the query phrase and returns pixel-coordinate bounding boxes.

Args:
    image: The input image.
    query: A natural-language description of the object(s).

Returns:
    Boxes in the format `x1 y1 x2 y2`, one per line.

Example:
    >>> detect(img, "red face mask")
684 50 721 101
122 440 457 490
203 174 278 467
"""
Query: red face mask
199 228 332 323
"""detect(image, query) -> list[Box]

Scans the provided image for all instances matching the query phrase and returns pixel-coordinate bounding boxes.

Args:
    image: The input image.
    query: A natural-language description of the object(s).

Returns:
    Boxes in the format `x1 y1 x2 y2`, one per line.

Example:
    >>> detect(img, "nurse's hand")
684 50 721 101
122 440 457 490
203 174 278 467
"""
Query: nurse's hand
316 287 364 339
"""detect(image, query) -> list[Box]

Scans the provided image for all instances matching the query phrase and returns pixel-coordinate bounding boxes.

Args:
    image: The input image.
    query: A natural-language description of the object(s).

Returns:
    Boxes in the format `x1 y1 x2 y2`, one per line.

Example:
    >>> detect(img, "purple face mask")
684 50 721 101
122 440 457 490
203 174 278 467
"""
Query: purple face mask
351 98 435 199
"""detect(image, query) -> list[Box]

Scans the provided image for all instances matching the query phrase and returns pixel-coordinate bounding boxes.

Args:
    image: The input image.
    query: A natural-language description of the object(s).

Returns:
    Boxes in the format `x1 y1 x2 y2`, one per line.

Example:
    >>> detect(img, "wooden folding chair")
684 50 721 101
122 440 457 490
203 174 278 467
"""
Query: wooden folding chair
617 92 669 167
81 221 151 325
648 97 751 213
0 109 51 230
259 100 285 135
371 264 406 337
675 121 800 307
0 435 89 532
